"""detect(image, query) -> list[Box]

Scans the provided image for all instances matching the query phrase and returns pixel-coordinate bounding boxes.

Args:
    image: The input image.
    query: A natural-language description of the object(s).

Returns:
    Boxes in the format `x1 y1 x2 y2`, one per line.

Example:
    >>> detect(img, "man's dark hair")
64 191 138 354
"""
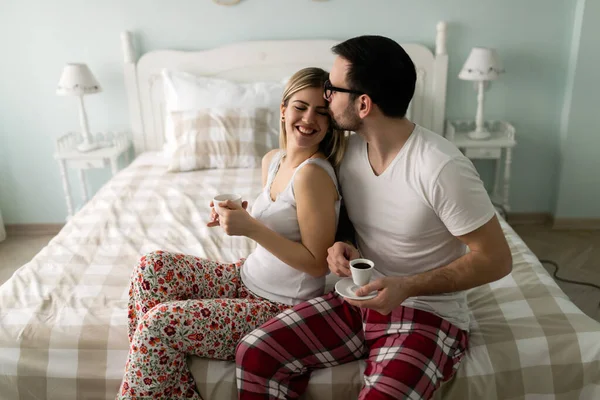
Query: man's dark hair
332 35 416 118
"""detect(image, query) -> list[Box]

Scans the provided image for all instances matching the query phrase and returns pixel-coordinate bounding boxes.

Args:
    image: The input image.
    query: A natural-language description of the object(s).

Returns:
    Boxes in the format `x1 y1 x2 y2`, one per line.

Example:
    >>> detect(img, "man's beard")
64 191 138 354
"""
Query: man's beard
331 106 362 132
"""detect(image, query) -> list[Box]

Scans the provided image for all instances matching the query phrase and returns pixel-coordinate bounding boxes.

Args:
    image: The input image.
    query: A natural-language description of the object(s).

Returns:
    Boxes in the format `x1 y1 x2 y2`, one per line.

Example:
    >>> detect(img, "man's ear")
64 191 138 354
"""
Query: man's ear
357 94 373 118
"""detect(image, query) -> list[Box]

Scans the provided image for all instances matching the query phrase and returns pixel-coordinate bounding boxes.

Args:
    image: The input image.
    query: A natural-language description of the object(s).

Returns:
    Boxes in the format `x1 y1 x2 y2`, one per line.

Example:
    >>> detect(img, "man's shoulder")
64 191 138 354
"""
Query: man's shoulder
410 125 466 178
413 125 461 158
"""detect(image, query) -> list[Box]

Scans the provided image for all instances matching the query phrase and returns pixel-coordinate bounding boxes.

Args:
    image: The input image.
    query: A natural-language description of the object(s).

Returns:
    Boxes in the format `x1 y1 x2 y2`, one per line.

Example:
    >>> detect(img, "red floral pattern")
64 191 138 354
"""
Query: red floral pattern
117 251 289 399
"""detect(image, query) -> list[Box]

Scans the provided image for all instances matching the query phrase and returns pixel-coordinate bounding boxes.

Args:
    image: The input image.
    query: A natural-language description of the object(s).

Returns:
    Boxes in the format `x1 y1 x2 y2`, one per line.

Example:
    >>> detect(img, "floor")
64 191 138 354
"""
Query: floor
1 224 599 322
0 234 56 285
512 223 600 322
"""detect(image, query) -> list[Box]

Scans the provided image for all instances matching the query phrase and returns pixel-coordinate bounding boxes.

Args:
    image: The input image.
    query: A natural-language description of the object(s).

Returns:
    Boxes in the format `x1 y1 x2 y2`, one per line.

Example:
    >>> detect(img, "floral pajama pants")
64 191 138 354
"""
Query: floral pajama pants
117 250 290 400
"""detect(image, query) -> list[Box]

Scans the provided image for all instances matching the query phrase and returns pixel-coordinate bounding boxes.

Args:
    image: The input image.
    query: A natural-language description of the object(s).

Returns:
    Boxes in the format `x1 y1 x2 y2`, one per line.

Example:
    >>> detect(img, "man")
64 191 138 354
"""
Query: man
235 35 512 400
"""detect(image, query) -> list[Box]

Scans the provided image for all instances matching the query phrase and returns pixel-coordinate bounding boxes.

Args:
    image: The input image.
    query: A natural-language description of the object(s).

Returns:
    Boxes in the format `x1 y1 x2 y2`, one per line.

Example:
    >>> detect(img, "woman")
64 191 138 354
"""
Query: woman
118 67 347 399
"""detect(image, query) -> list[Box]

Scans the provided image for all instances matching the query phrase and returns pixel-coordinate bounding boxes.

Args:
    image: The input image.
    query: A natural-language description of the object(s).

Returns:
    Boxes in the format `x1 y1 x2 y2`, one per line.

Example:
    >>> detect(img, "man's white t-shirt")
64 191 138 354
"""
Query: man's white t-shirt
338 125 495 331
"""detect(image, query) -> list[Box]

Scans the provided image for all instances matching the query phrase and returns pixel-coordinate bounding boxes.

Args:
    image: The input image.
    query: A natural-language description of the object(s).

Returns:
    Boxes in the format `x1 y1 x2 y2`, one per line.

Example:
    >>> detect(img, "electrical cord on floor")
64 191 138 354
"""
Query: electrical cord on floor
539 259 600 308
491 201 600 301
538 259 600 292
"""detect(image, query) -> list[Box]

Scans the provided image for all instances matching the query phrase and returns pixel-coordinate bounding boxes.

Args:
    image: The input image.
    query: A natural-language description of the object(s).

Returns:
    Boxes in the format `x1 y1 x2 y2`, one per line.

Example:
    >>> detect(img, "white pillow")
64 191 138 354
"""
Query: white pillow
167 108 278 172
161 69 284 155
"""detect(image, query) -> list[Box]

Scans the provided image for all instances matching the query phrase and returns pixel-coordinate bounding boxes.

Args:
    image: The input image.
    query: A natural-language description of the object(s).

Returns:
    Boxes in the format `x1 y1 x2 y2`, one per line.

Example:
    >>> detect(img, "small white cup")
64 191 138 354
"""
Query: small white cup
349 258 374 287
212 193 242 216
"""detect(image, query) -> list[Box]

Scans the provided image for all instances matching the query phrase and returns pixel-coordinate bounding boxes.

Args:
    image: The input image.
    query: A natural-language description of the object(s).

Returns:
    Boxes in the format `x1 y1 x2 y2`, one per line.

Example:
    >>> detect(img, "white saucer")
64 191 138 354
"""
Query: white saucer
334 278 378 300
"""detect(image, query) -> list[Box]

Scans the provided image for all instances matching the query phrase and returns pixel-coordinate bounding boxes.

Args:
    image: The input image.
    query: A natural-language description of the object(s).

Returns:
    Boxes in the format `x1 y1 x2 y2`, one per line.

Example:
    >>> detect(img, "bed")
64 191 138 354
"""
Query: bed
1 22 599 400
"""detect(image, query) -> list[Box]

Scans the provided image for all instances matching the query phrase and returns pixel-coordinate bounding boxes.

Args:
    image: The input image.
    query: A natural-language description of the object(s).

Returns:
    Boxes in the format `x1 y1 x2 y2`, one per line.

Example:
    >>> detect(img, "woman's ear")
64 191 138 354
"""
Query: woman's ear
280 102 286 121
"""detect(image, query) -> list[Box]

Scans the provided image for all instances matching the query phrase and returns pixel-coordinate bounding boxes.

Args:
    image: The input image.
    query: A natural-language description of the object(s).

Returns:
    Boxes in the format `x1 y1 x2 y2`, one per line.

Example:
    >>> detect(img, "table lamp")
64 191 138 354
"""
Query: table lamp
56 63 102 152
459 48 504 140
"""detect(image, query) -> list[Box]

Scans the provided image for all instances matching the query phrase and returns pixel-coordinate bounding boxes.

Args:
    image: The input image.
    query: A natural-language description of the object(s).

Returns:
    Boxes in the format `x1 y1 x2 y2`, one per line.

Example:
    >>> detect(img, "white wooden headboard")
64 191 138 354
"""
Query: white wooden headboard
121 22 449 155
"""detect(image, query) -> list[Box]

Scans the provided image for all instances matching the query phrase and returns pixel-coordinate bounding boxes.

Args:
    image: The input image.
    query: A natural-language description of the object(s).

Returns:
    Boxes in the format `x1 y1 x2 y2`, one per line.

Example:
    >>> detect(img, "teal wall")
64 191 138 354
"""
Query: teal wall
555 0 600 219
0 0 581 223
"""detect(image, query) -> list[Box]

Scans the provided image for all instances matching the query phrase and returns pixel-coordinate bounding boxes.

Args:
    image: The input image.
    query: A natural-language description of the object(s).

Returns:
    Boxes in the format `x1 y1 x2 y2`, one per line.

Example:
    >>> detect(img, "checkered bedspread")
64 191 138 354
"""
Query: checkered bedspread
1 152 599 400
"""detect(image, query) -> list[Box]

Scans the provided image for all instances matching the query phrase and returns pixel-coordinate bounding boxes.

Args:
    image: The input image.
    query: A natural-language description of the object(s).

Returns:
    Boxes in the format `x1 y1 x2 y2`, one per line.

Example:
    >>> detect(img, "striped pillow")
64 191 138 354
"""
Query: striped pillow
167 108 279 172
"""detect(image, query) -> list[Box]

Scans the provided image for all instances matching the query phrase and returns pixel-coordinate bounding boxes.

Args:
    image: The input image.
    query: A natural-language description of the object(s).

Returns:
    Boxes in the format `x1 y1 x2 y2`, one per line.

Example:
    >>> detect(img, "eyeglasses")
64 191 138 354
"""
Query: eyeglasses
324 79 364 100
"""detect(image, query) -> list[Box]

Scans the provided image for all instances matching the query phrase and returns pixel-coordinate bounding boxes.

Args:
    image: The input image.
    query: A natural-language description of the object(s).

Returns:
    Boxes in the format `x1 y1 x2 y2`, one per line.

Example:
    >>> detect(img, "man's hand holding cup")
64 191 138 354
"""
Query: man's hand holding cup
327 241 361 277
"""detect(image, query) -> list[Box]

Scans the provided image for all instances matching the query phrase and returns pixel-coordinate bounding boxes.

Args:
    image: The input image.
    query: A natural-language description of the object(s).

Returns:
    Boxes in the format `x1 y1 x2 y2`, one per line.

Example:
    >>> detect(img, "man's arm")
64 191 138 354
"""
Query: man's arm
399 157 512 296
351 215 512 314
402 214 511 296
349 157 512 314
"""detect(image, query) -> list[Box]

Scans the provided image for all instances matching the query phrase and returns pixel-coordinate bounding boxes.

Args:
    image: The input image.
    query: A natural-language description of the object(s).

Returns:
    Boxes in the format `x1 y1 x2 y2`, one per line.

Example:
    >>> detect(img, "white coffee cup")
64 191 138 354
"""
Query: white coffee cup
349 258 375 287
212 193 242 216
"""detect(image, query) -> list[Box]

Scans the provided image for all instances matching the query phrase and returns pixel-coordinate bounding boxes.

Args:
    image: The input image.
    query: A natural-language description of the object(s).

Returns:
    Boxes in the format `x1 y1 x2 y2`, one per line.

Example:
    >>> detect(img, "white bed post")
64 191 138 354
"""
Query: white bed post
432 21 449 135
121 31 145 154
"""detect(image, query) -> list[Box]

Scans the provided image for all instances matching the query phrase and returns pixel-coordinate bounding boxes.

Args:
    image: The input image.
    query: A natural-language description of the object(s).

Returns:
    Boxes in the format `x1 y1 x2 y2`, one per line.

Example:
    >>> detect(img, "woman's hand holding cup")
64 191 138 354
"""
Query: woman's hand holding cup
207 193 252 236
208 193 242 227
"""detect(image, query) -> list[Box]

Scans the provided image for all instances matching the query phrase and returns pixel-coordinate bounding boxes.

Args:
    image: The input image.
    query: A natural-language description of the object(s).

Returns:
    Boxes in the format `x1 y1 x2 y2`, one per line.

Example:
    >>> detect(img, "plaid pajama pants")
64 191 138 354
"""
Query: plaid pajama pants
236 291 468 400
117 251 290 400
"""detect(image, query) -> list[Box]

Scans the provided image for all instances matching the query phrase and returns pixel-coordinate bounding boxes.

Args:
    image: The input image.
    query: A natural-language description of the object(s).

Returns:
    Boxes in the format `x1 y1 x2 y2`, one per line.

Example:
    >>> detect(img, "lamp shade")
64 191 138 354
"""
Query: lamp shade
56 63 102 96
458 48 504 81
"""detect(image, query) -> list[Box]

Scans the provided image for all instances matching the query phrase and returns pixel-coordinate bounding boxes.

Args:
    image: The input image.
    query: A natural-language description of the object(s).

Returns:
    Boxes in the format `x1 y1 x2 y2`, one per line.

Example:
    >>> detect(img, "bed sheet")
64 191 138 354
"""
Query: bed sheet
1 152 599 400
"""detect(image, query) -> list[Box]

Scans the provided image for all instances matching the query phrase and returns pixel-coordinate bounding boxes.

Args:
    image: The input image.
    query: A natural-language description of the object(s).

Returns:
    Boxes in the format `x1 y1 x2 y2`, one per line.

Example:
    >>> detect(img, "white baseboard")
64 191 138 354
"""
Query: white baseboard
5 224 65 236
3 215 599 238
506 213 600 230
552 218 600 230
506 212 553 225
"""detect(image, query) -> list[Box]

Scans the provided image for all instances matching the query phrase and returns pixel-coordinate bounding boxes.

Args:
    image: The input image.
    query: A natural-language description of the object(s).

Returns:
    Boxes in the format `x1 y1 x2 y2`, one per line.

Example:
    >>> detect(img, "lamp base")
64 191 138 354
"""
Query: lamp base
77 141 101 152
467 129 491 140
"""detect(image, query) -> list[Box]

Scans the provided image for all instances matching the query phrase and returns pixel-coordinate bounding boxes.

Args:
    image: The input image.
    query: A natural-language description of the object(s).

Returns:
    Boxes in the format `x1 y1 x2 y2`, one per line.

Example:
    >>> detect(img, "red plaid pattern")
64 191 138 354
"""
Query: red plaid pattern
236 292 468 400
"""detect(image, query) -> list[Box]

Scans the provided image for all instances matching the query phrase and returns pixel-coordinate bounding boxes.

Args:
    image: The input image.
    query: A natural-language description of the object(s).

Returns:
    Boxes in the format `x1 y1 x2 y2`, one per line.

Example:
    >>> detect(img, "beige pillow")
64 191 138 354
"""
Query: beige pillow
167 108 279 172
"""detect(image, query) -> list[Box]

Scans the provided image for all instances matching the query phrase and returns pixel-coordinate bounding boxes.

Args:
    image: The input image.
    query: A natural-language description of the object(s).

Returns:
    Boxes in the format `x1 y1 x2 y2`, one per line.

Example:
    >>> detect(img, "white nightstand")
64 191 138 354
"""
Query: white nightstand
445 120 516 211
54 132 131 219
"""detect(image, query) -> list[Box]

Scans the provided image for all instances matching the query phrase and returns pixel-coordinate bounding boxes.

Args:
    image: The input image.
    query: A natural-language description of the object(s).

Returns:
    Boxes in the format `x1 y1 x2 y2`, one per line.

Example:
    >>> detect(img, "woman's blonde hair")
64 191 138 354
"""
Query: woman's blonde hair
279 67 347 167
